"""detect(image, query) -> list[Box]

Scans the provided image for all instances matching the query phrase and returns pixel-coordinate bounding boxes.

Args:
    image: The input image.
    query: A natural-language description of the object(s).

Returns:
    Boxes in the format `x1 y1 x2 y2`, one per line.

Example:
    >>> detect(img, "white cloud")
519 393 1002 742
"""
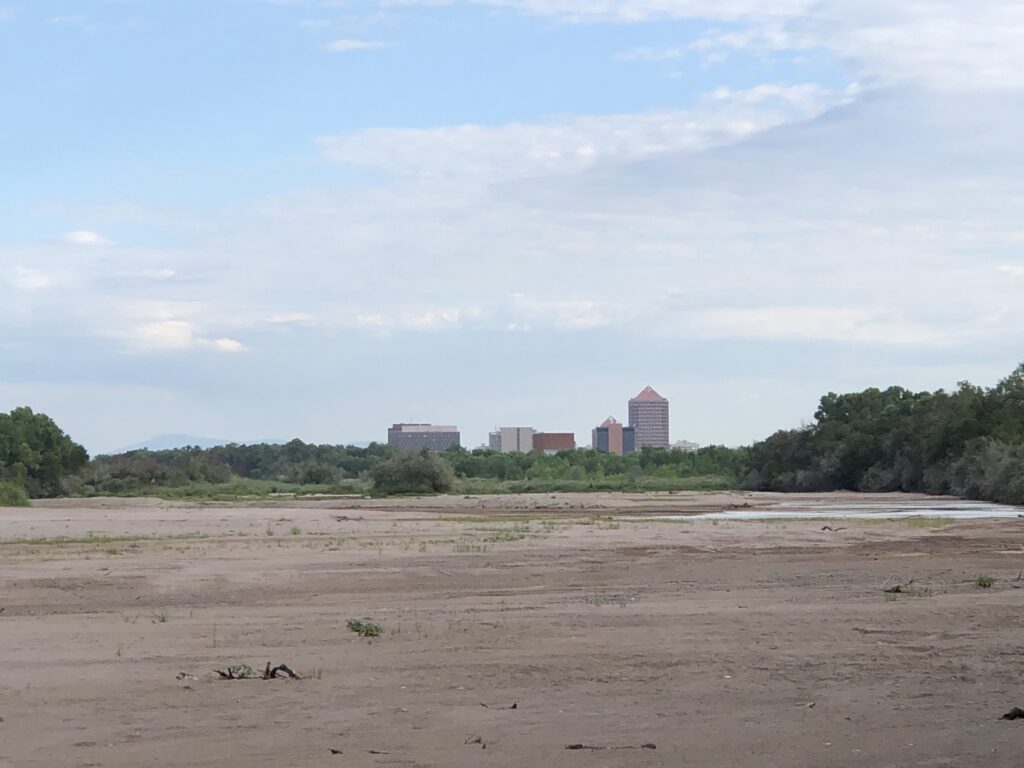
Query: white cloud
111 302 247 352
319 83 846 180
615 46 683 62
127 320 247 352
507 294 614 331
206 337 246 352
390 0 1024 91
7 266 57 290
689 307 953 345
355 308 466 331
325 38 389 51
385 0 813 23
132 319 196 350
62 230 110 245
267 312 317 324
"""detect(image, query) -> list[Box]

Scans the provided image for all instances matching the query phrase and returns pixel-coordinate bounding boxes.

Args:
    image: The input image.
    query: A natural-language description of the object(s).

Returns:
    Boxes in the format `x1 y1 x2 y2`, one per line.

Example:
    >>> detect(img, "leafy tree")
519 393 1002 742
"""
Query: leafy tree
0 407 88 497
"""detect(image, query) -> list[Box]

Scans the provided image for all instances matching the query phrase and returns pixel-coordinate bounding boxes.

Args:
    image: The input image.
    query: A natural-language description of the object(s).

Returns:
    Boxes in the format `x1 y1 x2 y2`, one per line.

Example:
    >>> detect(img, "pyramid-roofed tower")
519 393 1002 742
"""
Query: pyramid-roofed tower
632 386 667 402
628 386 669 449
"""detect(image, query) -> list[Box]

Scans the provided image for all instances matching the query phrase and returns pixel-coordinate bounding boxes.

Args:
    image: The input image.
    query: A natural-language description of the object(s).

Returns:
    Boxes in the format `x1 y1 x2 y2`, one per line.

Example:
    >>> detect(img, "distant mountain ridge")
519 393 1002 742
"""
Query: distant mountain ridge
110 435 371 454
114 434 230 453
113 434 287 454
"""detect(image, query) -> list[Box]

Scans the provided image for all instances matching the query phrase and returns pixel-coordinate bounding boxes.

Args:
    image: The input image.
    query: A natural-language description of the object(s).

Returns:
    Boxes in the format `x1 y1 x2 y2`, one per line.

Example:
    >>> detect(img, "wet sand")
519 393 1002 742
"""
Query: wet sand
3 492 1024 767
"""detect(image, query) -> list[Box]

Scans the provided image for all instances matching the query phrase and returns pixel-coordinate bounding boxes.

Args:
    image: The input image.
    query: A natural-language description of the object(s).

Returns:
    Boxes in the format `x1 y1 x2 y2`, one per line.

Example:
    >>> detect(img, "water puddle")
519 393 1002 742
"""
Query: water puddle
654 499 1024 521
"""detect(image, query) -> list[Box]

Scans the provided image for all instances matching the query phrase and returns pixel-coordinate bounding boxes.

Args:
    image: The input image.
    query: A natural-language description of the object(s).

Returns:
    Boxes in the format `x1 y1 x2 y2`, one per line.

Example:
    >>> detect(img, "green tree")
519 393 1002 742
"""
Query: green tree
0 407 88 497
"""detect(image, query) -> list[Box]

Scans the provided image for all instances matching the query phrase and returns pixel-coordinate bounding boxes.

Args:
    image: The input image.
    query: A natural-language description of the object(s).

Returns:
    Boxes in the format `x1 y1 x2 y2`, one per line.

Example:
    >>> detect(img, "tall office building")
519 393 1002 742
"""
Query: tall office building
592 417 636 455
387 423 461 453
628 386 669 449
488 427 535 453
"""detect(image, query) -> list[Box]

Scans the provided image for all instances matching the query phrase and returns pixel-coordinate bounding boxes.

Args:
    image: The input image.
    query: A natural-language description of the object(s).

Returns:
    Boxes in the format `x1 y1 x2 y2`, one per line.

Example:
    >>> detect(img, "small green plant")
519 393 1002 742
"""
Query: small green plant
976 575 996 589
346 618 382 638
453 542 489 553
152 608 170 623
291 526 301 536
225 663 256 679
483 526 527 543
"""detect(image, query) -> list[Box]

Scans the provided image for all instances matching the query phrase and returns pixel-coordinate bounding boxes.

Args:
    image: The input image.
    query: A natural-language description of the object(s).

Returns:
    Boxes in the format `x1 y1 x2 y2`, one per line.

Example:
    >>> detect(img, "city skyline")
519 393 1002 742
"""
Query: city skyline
394 386 674 455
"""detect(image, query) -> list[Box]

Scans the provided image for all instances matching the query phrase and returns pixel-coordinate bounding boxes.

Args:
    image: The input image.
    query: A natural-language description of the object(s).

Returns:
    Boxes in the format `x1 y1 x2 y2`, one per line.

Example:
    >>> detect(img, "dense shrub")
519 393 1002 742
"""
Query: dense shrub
0 481 30 507
371 451 455 496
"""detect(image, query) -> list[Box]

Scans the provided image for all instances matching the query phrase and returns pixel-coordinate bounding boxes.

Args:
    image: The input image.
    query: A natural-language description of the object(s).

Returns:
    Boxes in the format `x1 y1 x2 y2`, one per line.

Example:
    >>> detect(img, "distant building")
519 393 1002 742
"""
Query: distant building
628 386 669 449
533 432 575 454
489 427 535 453
592 417 636 455
387 423 460 453
672 439 700 453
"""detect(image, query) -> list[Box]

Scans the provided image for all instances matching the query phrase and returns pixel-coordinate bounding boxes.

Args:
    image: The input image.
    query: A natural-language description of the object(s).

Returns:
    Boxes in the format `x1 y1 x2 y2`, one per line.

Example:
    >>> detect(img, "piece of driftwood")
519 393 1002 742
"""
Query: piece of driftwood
263 662 300 679
214 662 301 680
566 743 656 751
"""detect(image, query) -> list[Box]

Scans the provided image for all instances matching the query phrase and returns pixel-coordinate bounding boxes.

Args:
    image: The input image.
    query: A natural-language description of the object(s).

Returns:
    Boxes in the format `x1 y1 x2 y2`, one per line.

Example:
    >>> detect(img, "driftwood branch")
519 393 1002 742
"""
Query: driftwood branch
566 743 656 751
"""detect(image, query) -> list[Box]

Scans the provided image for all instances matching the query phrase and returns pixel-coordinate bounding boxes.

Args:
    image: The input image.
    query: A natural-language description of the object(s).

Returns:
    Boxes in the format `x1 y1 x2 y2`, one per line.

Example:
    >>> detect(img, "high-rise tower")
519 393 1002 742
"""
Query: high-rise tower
628 386 669 449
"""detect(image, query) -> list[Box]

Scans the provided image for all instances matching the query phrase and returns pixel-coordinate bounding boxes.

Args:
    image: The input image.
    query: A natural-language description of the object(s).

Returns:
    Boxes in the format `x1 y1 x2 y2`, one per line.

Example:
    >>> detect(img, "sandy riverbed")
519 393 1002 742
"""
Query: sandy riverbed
3 491 1024 767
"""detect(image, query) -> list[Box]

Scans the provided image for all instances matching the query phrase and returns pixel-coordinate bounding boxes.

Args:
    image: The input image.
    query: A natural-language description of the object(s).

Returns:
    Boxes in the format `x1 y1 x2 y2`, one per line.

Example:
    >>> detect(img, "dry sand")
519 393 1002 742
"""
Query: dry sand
3 491 1024 767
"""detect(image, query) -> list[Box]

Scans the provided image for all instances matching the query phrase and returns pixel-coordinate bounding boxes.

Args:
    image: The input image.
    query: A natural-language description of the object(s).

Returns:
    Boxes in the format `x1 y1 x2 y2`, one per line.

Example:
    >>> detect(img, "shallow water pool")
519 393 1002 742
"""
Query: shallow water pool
660 499 1024 521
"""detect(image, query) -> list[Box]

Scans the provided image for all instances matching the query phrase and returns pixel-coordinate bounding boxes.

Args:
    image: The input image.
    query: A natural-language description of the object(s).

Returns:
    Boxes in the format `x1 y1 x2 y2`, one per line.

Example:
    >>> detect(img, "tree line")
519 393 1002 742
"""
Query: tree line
73 439 743 496
743 364 1024 504
3 362 1024 502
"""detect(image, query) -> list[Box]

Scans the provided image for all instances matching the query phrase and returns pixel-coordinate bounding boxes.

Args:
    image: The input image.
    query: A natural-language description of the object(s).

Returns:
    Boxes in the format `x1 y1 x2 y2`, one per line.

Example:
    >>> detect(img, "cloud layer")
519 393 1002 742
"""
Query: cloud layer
4 0 1024 451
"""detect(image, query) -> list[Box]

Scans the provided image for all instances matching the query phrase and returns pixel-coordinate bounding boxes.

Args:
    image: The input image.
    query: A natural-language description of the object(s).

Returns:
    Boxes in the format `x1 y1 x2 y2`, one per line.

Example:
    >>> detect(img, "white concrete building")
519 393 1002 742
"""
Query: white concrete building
488 427 535 453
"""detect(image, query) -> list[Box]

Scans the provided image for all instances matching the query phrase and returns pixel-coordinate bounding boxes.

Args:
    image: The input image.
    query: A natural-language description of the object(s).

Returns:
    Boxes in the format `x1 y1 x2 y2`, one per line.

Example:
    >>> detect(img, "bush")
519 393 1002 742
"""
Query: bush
975 575 996 589
346 618 382 638
0 481 30 507
371 451 455 496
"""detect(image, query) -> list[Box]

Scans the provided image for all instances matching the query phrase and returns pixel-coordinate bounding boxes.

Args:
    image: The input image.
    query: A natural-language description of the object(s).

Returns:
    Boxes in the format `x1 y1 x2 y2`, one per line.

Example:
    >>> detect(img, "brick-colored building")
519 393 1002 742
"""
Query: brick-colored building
628 386 669 449
592 417 636 455
533 432 575 454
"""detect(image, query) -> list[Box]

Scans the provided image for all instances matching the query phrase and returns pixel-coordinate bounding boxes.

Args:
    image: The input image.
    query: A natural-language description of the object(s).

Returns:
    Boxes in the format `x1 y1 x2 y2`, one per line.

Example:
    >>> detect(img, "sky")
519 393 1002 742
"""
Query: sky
2 0 1024 454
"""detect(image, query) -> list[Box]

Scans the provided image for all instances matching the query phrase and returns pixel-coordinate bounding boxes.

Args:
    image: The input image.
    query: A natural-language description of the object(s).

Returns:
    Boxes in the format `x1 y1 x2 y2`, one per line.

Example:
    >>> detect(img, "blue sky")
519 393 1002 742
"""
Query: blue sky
3 0 1024 453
